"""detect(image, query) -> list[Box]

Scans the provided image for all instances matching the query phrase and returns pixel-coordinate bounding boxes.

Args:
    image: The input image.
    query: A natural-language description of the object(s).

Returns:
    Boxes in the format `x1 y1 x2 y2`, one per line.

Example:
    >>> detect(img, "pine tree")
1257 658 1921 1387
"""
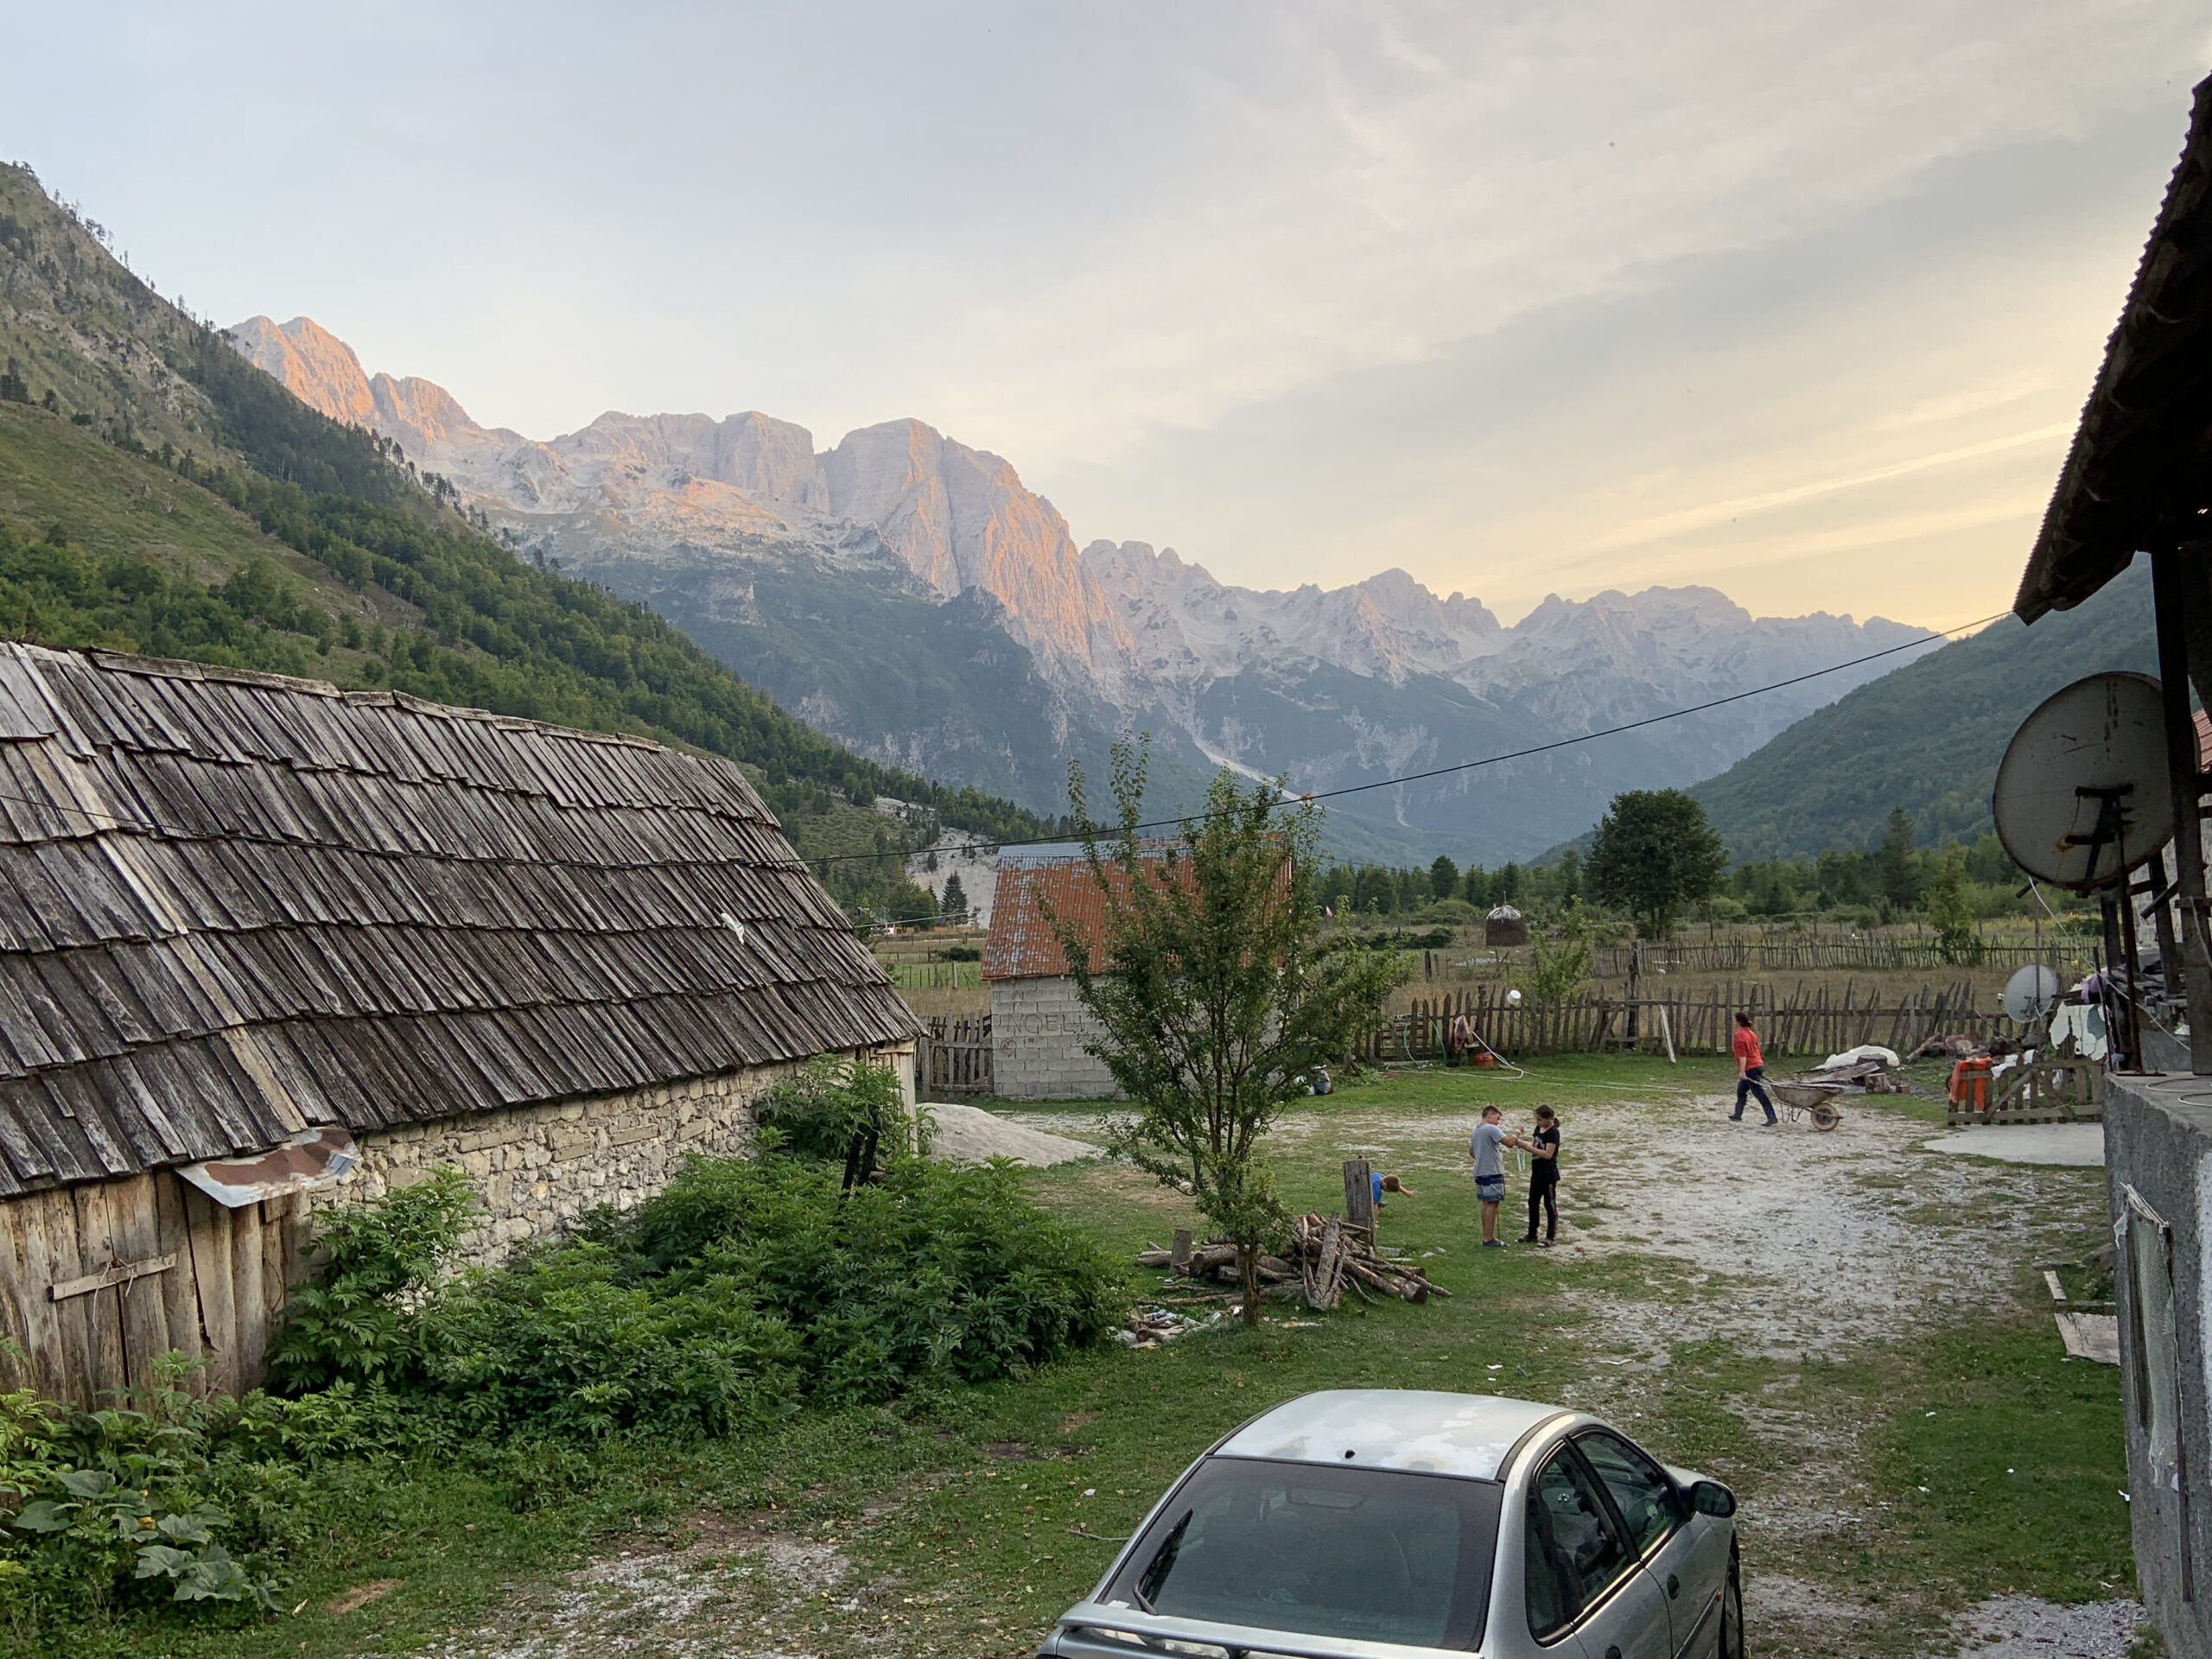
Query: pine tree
941 872 968 925
1429 854 1459 899
1928 847 1981 964
1878 806 1918 909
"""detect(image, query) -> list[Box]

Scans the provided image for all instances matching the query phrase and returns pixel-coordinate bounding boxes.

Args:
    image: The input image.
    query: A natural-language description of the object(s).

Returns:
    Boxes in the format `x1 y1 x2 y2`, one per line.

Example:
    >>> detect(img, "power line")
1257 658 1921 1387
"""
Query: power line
0 607 2003 907
813 607 2007 877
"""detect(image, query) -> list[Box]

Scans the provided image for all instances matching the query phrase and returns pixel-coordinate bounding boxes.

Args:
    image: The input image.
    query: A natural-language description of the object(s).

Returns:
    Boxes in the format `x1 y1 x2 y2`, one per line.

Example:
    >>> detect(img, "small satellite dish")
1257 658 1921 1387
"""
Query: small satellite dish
1992 671 2174 890
2001 964 2062 1026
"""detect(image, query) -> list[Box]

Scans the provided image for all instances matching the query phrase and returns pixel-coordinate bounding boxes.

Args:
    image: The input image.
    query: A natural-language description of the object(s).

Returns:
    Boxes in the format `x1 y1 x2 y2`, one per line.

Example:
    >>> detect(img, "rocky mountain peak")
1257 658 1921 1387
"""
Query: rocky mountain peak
368 372 477 456
226 315 374 426
218 313 1933 859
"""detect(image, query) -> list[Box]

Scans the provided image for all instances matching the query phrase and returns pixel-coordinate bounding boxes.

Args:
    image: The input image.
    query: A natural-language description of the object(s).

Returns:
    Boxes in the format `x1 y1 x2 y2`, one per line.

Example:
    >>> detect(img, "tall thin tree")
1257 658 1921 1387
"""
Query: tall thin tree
1051 738 1402 1324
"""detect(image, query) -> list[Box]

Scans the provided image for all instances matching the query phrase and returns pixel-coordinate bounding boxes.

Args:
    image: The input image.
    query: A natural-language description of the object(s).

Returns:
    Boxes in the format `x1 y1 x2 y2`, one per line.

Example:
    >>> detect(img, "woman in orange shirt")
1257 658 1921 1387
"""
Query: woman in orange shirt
1730 1011 1777 1125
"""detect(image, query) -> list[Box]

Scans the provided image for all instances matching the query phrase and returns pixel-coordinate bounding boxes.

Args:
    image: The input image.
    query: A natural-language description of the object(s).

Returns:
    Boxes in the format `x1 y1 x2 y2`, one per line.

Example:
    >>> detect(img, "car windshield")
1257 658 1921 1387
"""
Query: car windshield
1109 1456 1501 1649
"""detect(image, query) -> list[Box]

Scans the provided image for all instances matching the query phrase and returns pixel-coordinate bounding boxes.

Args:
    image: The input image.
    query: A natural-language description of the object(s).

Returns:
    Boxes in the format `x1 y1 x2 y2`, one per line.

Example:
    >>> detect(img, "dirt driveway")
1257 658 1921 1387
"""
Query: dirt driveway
416 1080 2132 1659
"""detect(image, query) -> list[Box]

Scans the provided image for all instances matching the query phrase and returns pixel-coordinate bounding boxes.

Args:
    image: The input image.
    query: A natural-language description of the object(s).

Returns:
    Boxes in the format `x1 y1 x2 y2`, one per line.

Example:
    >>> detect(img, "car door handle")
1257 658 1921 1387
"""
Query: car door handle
1666 1572 1681 1599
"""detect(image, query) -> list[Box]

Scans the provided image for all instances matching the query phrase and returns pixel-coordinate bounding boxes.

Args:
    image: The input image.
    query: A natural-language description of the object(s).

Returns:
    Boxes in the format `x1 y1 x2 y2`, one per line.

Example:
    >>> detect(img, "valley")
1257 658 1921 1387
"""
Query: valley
227 315 1938 864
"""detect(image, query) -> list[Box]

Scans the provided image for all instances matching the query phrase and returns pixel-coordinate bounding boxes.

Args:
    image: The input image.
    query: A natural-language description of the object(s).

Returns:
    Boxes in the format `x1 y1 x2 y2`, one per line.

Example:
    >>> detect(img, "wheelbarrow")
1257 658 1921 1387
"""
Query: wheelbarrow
1767 1080 1845 1131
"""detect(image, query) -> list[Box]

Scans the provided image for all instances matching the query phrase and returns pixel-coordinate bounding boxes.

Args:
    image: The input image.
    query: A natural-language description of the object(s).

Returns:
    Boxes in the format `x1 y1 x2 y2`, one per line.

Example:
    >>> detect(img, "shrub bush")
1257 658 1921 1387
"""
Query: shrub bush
751 1058 924 1162
268 1148 1122 1442
0 1370 293 1637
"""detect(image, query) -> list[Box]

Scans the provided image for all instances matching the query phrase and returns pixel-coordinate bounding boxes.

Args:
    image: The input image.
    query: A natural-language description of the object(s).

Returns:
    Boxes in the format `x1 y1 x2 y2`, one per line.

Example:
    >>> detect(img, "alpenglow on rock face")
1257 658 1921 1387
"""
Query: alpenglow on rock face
224 315 1933 862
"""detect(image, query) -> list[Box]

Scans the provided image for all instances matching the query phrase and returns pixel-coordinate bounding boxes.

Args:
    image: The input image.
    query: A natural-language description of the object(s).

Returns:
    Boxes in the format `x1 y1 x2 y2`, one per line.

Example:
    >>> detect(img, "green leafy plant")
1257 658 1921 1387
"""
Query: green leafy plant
264 1166 474 1393
262 1150 1120 1444
753 1057 922 1163
1927 845 1985 965
1587 788 1728 939
0 1372 280 1628
1527 910 1598 1004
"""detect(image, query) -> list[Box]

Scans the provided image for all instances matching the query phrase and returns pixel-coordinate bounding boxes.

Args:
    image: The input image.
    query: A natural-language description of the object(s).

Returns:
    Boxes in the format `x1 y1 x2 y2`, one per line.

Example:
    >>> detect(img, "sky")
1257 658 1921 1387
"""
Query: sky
8 2 2209 627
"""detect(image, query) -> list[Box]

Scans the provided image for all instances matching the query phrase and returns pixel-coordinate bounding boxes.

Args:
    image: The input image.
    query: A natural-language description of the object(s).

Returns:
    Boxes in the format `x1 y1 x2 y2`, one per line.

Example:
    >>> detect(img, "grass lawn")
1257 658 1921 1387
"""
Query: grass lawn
82 1056 2124 1659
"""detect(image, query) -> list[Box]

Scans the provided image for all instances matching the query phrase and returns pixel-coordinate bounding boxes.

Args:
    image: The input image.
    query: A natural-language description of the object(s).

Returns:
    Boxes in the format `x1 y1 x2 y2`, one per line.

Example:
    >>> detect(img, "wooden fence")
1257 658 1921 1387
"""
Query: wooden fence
1586 939 2070 977
1369 982 2029 1063
920 1015 994 1096
886 962 983 991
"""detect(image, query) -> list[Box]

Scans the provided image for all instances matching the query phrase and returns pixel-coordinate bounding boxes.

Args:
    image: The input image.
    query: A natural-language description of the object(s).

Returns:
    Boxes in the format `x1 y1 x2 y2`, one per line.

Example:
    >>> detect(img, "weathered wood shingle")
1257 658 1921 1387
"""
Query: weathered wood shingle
0 645 917 1195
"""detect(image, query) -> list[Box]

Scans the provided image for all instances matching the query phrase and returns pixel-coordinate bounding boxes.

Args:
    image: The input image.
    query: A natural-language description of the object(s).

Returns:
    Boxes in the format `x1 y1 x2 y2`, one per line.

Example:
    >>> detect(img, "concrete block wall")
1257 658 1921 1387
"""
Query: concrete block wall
991 977 1119 1100
2102 1072 2212 1659
323 1043 915 1269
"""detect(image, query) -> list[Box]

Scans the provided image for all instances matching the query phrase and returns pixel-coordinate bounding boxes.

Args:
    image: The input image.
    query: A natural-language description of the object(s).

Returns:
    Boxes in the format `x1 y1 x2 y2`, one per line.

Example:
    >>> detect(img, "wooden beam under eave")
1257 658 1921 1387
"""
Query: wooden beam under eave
2152 546 2212 1072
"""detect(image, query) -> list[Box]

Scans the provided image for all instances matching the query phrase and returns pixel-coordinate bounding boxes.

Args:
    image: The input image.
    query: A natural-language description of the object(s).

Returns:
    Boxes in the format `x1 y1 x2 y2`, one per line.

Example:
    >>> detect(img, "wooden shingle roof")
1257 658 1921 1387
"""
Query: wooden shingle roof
0 645 917 1197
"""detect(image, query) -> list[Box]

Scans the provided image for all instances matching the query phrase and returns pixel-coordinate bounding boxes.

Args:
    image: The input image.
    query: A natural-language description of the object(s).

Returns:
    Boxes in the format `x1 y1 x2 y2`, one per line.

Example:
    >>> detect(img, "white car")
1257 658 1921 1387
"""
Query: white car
1037 1389 1743 1659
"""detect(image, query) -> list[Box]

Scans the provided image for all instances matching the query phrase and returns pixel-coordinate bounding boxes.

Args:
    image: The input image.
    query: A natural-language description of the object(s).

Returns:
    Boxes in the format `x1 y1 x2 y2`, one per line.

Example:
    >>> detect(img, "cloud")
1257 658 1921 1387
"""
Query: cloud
1582 423 2075 554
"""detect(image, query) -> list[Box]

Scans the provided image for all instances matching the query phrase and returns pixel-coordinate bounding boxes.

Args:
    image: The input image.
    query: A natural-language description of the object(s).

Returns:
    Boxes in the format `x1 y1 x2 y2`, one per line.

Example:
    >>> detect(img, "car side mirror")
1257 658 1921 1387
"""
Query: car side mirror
1689 1479 1736 1518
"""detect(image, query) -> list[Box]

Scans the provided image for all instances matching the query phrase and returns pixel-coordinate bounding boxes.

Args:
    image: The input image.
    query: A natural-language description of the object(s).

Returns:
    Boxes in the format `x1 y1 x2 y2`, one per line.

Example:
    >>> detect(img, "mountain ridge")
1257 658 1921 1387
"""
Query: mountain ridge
1691 562 2158 861
226 312 1938 861
0 165 1059 923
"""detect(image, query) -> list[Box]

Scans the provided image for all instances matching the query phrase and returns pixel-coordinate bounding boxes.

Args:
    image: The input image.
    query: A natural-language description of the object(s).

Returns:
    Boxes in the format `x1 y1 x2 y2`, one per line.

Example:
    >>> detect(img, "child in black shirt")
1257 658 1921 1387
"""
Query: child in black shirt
1518 1105 1561 1246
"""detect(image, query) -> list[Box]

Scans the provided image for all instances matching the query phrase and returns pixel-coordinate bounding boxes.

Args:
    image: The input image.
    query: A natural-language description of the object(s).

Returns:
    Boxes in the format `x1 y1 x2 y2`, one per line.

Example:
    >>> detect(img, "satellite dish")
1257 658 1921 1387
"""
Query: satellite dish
1992 671 2174 890
2001 964 2062 1026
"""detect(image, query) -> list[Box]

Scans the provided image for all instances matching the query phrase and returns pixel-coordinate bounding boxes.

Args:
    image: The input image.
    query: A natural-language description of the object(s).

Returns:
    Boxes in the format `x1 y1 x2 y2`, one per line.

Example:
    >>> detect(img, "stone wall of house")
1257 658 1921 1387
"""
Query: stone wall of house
990 977 1118 1101
2102 1071 2212 1659
315 1044 915 1268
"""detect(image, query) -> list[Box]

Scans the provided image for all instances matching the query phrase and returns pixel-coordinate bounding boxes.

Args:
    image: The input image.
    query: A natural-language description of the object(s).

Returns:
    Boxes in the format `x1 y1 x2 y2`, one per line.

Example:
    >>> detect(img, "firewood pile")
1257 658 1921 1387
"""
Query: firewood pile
1135 1216 1450 1311
1116 1306 1217 1349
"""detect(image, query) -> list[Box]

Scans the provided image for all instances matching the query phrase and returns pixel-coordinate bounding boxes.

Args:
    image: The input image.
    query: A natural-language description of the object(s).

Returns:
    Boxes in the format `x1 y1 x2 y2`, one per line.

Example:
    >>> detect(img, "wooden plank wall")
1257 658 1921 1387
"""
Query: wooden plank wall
0 1174 311 1406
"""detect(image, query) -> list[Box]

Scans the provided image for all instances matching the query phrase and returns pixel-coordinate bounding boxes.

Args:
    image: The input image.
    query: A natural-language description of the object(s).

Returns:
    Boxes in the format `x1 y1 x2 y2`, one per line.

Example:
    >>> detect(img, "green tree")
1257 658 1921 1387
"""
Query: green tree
1352 864 1395 915
1878 806 1919 909
1428 854 1459 900
1397 868 1427 912
1927 846 1983 964
941 871 969 925
1461 865 1492 908
1054 739 1404 1325
1527 906 1597 1004
1587 789 1728 938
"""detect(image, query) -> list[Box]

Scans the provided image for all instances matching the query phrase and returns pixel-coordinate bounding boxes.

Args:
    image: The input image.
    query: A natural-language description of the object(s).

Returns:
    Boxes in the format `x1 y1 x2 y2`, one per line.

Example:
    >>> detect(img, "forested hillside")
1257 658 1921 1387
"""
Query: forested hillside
1692 561 2157 859
0 162 1057 916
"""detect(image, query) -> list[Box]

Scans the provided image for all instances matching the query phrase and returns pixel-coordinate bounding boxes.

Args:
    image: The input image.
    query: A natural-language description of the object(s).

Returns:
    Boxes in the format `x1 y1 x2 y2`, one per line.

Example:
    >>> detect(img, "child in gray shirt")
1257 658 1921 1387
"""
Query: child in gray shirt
1470 1105 1509 1247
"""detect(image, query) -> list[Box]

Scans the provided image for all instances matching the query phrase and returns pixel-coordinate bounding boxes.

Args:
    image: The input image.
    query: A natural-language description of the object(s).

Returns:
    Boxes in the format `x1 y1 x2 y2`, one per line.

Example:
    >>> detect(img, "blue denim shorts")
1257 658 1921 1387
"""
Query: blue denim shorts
1476 1175 1505 1203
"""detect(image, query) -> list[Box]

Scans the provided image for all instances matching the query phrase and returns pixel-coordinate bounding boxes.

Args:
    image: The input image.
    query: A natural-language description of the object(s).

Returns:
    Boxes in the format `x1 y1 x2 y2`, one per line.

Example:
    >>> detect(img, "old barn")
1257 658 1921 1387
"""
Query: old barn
0 645 917 1406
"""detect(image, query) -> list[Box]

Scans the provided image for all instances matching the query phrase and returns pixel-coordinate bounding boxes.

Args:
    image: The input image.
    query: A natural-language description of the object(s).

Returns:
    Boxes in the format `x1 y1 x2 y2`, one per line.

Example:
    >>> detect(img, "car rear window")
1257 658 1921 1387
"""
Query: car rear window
1107 1456 1501 1649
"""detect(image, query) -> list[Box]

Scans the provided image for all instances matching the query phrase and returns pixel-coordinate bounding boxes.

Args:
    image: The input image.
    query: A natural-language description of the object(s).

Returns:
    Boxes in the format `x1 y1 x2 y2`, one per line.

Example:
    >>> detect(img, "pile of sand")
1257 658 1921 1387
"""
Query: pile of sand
924 1102 1101 1168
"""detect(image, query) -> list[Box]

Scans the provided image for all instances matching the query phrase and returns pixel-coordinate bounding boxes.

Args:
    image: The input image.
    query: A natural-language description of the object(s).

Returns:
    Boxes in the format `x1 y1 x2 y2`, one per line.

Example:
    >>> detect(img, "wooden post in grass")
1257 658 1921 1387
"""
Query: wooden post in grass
1170 1228 1193 1276
1344 1158 1374 1237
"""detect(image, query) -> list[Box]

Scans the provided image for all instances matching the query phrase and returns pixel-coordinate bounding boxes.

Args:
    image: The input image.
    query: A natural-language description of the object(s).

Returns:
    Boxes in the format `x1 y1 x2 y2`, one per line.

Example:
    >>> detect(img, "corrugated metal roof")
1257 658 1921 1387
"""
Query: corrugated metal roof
982 857 1111 981
2018 74 2212 623
0 645 917 1196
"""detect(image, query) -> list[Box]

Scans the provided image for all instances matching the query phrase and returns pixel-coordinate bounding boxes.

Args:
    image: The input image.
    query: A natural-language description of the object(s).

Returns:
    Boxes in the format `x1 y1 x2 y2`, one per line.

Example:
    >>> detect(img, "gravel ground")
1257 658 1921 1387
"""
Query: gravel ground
1274 1082 2142 1657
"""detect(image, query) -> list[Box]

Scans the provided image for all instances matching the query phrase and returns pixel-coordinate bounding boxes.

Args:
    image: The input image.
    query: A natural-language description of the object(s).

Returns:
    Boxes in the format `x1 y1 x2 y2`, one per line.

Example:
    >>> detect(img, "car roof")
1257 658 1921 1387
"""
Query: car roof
1212 1389 1567 1482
